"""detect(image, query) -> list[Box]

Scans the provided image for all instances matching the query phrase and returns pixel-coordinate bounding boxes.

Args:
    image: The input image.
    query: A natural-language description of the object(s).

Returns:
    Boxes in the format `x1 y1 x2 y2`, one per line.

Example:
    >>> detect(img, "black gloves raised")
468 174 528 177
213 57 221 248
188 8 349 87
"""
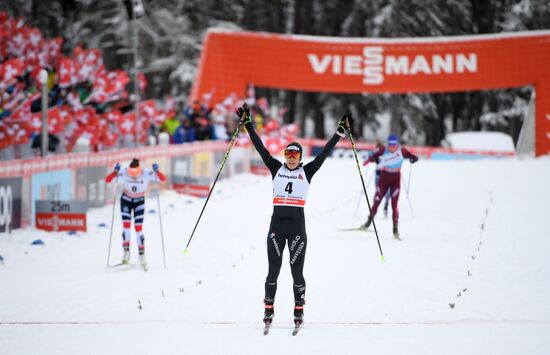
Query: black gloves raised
236 103 251 125
337 113 353 137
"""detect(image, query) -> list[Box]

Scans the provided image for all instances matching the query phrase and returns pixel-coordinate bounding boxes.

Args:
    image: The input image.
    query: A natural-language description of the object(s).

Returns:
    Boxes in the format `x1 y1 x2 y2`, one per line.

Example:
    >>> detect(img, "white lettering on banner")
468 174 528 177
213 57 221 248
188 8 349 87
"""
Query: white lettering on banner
53 215 59 231
0 186 13 233
344 55 363 75
58 218 84 227
385 56 409 75
307 46 478 85
410 56 432 75
432 55 453 74
363 66 384 84
457 54 477 73
332 55 341 74
307 54 332 74
36 213 86 232
363 46 383 66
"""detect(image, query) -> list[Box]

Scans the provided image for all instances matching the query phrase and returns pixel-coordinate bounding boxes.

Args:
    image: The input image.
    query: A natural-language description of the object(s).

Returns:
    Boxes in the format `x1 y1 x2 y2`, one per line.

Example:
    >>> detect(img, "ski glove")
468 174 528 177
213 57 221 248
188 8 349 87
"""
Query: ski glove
410 157 418 164
337 113 353 137
236 103 251 125
114 162 121 172
152 163 159 172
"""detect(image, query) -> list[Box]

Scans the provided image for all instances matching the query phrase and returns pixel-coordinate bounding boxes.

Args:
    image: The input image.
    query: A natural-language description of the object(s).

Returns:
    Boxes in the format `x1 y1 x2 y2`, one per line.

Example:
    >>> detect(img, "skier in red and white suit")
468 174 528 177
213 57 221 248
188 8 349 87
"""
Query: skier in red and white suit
361 134 418 237
105 158 166 266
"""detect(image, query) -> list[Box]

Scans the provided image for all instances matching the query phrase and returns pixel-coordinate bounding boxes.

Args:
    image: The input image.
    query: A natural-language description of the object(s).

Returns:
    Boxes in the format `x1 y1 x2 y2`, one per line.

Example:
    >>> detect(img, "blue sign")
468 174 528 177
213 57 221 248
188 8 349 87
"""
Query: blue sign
31 170 72 226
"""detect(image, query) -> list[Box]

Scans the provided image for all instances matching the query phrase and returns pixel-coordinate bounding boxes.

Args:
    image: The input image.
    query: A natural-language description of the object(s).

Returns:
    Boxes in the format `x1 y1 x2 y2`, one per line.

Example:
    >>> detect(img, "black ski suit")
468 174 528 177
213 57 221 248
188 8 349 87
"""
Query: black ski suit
244 121 341 303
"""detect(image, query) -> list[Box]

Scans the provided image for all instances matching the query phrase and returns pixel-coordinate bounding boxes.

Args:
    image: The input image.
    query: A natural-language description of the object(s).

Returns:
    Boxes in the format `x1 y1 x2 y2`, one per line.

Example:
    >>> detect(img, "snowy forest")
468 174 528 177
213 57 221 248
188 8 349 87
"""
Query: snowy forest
2 0 549 146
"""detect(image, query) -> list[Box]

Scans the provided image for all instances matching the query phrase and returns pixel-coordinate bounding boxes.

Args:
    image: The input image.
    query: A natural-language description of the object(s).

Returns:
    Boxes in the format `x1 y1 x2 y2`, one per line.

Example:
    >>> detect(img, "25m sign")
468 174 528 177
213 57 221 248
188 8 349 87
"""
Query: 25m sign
35 200 88 232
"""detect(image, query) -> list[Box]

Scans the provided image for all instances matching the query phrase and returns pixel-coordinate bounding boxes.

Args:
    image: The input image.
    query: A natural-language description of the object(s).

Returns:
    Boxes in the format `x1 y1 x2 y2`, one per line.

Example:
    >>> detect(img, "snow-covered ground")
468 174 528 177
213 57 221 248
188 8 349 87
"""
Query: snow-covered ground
1 156 549 355
443 131 516 152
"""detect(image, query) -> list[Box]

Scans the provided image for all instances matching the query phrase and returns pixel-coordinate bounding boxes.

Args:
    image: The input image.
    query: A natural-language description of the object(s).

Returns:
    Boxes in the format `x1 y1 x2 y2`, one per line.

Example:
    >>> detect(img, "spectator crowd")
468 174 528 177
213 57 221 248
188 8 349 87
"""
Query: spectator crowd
0 12 298 160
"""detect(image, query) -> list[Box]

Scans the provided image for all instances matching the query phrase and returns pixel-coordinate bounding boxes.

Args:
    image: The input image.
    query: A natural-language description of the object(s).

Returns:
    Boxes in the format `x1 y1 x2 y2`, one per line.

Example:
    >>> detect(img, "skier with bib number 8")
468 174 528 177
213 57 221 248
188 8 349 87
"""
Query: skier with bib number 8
105 158 166 269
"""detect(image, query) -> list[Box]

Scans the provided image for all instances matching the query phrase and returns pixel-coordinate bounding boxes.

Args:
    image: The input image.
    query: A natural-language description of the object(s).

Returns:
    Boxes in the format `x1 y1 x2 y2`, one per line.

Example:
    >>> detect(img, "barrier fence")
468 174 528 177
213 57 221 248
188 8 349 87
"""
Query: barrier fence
0 141 250 232
0 139 513 233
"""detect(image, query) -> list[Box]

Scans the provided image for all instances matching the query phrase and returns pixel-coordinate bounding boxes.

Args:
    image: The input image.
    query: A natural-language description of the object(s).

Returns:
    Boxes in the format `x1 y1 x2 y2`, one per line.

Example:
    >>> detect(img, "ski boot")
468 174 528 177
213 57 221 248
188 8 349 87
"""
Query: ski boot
292 300 305 335
294 300 305 326
360 217 372 230
393 223 400 239
138 251 147 271
263 298 274 335
263 298 274 324
121 248 130 264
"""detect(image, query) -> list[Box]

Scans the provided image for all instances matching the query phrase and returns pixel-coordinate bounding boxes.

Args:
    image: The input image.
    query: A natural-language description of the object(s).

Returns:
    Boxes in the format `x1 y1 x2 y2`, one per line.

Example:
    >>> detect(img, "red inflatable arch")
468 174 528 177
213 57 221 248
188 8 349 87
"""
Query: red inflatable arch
191 30 550 156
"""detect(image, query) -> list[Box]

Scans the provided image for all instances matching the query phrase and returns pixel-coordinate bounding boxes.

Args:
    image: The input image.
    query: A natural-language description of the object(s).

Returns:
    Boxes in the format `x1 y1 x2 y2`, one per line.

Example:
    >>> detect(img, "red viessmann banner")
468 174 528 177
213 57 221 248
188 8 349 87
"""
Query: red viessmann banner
35 213 87 232
35 200 88 232
190 30 550 156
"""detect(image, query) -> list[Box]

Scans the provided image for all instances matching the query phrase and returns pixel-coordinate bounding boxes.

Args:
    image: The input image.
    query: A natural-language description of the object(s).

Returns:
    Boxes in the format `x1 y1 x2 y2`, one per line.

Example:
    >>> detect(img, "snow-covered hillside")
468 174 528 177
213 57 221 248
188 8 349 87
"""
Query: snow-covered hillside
1 156 549 355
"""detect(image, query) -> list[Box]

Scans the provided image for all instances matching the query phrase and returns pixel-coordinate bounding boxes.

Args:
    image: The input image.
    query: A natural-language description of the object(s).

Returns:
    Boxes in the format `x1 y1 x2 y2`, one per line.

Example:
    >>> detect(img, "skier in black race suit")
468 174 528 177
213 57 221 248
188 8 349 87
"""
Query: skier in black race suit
236 103 352 328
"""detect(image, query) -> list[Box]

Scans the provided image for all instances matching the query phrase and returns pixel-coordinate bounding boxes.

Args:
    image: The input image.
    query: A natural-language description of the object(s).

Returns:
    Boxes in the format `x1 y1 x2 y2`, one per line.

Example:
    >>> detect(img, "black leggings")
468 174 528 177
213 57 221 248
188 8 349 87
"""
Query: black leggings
265 215 307 303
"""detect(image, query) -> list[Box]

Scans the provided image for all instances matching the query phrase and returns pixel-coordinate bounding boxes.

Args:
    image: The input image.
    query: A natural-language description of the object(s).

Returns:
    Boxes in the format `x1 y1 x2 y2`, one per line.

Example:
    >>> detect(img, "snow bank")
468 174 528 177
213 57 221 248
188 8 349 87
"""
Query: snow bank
443 131 515 152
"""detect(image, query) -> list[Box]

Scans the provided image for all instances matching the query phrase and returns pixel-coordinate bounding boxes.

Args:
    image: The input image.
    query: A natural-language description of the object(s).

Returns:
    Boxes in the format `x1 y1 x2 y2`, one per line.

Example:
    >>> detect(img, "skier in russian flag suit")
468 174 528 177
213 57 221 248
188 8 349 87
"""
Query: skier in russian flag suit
364 139 391 218
361 134 418 237
105 158 166 268
236 103 352 328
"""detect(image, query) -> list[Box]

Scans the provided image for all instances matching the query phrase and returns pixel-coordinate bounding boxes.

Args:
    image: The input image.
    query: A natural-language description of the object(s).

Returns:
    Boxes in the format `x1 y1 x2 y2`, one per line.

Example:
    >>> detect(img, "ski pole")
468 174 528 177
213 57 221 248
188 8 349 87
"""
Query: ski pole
355 158 374 218
407 162 413 198
366 168 375 189
353 187 363 218
354 168 372 218
183 122 242 254
348 130 384 261
106 177 118 267
359 170 377 217
156 186 167 268
402 163 415 218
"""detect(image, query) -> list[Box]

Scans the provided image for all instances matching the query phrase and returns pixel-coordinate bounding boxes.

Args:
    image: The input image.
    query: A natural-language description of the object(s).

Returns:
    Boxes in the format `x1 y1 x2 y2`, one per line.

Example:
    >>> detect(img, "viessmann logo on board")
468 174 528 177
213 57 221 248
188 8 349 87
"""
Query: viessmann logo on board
307 46 478 85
